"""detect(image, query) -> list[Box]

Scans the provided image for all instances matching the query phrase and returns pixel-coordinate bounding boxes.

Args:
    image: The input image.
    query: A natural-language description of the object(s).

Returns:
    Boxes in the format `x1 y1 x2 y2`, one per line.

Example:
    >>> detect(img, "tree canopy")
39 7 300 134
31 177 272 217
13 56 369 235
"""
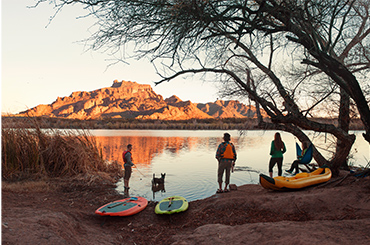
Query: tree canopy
39 0 370 174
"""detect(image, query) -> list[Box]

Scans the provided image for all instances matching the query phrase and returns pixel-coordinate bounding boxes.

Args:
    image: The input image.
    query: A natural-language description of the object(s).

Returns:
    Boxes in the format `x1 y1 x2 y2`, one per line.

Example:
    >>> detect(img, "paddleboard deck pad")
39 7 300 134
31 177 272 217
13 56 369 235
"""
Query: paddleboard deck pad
155 196 189 214
95 196 148 216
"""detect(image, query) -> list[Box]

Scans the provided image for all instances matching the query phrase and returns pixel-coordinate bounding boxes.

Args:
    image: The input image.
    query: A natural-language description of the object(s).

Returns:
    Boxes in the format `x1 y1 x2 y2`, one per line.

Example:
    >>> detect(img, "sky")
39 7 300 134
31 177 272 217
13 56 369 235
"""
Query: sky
1 0 220 114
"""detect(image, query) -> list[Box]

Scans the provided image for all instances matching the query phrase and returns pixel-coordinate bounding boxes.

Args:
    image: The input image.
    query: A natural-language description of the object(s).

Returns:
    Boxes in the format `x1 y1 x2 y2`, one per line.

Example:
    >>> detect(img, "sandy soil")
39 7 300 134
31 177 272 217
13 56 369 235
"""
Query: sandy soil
2 171 370 245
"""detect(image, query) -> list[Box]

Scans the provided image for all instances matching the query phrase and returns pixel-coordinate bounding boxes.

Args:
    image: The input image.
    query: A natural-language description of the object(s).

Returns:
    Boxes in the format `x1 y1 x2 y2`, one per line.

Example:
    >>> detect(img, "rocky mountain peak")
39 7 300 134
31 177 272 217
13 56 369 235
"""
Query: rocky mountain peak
165 95 183 104
17 80 266 120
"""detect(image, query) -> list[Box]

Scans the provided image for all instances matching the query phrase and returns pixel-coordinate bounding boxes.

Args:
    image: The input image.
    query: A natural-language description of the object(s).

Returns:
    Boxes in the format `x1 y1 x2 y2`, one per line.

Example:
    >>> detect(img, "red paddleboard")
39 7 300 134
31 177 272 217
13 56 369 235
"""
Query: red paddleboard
95 197 148 216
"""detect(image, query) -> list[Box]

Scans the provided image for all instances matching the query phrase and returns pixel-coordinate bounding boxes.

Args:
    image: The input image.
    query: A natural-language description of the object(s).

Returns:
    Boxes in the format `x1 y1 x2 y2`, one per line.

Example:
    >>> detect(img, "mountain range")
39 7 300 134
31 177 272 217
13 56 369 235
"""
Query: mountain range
17 80 267 120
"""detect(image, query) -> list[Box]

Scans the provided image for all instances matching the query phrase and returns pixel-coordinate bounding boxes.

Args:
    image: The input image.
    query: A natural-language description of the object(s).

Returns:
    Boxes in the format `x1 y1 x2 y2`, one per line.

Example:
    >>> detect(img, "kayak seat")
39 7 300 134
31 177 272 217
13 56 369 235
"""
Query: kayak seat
296 143 316 172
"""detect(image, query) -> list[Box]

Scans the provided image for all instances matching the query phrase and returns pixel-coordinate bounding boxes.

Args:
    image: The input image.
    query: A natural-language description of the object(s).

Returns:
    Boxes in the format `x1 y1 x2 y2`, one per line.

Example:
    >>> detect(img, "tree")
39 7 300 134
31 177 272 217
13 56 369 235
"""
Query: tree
38 0 370 175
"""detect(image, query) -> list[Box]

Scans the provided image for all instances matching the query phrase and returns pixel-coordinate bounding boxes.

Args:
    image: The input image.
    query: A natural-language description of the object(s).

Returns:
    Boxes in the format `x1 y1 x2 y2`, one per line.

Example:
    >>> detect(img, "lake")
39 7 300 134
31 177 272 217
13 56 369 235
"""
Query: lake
90 130 369 202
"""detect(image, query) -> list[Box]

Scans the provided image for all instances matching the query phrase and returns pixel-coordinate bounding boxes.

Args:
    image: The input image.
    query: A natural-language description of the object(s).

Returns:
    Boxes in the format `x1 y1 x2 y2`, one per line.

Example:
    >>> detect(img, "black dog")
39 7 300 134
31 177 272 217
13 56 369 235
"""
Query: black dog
152 173 166 199
152 173 166 185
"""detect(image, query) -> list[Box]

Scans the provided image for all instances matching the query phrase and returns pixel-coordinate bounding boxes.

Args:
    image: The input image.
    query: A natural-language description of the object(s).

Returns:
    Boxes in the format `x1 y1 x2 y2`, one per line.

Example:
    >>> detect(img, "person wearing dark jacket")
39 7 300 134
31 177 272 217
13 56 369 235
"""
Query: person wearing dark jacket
122 144 134 193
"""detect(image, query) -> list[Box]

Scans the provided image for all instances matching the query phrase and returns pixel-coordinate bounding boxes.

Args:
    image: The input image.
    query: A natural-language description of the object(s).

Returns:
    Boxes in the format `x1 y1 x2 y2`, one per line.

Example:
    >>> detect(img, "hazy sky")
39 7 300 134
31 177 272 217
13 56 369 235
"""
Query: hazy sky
1 0 220 114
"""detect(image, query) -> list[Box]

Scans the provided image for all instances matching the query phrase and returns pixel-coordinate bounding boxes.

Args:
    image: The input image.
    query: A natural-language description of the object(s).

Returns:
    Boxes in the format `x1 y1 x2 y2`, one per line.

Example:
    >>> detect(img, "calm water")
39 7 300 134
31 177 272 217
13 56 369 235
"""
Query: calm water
90 130 369 202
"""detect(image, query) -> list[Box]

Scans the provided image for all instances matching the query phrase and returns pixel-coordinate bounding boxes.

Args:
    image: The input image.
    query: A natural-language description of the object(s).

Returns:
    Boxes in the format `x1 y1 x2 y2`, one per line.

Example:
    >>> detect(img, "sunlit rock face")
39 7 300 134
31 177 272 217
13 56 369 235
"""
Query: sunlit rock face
197 100 268 119
17 80 266 120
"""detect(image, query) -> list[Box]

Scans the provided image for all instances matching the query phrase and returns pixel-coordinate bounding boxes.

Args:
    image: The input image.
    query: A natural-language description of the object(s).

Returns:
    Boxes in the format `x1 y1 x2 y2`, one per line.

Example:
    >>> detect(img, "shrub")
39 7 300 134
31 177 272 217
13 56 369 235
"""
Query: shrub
1 118 122 181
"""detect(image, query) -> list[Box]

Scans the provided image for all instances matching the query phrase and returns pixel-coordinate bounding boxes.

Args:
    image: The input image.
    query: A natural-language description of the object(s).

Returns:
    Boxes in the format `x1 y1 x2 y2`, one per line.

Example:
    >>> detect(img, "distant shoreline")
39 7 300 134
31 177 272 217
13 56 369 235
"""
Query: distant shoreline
1 116 365 131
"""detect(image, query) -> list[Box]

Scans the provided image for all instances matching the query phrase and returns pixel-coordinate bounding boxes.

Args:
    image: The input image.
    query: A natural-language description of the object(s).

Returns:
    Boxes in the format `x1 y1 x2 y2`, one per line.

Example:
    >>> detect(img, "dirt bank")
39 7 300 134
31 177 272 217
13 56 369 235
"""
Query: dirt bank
2 171 370 245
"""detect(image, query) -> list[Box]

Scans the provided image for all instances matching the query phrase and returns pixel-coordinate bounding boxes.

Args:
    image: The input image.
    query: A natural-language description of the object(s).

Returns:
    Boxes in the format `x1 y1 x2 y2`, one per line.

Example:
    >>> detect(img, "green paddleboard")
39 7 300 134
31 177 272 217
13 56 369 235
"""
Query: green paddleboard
155 196 189 214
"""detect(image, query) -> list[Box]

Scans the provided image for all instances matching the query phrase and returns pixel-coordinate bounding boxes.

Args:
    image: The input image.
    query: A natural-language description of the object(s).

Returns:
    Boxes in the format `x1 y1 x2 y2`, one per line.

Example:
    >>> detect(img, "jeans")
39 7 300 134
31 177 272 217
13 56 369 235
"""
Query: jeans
217 159 232 185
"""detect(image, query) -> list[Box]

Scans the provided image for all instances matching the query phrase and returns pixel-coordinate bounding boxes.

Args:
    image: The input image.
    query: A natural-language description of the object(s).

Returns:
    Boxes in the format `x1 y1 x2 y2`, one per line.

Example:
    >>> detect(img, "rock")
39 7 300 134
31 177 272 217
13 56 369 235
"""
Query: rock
229 184 237 190
16 80 267 120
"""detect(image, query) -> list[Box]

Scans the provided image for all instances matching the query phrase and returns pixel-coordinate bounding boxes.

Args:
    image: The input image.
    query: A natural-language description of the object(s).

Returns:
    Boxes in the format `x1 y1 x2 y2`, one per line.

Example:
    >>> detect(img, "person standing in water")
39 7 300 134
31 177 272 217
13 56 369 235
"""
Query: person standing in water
122 144 134 193
268 132 286 177
216 133 237 193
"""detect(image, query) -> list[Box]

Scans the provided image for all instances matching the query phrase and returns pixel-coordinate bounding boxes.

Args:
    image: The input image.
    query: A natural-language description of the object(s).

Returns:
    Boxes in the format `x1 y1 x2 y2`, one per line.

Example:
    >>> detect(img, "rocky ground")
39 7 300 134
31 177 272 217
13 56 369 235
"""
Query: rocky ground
2 171 370 245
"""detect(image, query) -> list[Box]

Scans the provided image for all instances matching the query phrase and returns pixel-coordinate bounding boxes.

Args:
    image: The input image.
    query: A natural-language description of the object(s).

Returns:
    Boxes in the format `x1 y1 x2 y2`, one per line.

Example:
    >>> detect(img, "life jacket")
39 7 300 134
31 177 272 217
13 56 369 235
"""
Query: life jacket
122 150 129 163
221 142 235 159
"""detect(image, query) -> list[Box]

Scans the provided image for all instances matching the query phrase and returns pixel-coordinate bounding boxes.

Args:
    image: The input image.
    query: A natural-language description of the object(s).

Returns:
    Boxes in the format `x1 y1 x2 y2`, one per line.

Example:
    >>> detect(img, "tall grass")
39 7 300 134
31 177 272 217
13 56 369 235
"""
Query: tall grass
2 118 122 181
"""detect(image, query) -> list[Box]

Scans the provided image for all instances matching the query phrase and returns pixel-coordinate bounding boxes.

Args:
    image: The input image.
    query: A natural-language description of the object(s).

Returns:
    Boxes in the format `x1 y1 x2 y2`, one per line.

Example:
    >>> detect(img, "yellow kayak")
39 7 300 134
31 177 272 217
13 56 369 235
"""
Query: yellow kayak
259 167 331 191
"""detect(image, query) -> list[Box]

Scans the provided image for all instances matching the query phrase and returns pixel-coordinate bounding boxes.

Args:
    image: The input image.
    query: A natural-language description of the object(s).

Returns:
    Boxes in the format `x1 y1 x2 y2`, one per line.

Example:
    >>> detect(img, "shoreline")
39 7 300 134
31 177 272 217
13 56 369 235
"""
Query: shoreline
2 171 370 244
2 116 366 131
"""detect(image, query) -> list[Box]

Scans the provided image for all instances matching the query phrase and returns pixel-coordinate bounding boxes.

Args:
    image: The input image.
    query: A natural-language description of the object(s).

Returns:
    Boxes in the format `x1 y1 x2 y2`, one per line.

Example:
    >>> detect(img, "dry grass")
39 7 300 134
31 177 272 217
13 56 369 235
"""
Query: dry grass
1 180 52 192
1 117 123 181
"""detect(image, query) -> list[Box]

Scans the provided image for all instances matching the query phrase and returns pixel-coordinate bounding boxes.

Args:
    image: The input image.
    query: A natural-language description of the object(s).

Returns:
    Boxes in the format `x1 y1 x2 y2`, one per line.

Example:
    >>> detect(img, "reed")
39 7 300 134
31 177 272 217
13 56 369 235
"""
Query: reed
1 117 121 181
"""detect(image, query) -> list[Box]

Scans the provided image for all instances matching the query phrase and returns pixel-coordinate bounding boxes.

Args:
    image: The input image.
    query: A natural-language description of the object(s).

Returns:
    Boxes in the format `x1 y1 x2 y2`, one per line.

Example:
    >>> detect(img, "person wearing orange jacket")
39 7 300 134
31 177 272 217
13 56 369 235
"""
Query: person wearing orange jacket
216 133 237 193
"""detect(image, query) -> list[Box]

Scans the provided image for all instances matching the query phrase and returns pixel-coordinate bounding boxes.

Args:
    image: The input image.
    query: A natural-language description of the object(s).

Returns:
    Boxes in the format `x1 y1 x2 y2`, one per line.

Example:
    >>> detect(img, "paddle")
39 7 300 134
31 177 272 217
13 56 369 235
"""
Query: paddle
168 197 175 207
108 197 138 209
133 164 145 180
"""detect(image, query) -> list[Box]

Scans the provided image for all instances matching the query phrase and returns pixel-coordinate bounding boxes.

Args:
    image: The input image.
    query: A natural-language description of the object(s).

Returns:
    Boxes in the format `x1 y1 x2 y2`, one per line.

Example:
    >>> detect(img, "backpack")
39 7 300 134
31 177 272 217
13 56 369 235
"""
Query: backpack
221 142 235 159
122 150 129 163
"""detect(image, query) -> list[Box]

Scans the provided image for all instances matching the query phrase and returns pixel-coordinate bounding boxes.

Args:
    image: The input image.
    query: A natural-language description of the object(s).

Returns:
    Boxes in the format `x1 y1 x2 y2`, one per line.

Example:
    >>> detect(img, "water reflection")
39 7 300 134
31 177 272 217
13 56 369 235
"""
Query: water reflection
92 130 369 202
94 131 264 202
95 134 249 167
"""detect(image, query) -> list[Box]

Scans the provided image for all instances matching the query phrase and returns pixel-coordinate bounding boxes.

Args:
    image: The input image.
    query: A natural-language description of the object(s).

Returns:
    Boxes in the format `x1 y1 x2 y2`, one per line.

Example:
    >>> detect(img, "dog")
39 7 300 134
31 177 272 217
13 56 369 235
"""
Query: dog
151 182 165 192
152 173 166 185
152 173 166 199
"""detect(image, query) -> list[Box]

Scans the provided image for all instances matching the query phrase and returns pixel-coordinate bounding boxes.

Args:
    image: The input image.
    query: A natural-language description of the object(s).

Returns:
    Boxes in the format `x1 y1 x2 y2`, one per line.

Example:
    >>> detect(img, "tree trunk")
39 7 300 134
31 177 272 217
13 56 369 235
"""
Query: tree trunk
330 135 355 176
336 89 352 171
324 60 370 144
263 0 370 144
330 89 355 176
